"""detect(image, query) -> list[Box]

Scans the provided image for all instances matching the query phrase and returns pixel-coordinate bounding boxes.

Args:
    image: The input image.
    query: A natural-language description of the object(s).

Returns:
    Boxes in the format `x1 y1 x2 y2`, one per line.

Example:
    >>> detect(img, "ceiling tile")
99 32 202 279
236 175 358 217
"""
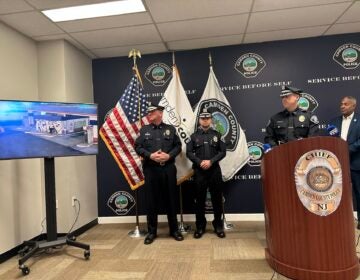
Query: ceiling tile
26 0 109 10
244 26 328 44
57 12 151 32
70 24 162 49
91 42 167 58
253 0 352 12
0 11 64 36
247 2 351 33
325 21 360 35
337 1 360 23
0 0 34 15
167 34 244 51
145 0 252 23
157 14 248 41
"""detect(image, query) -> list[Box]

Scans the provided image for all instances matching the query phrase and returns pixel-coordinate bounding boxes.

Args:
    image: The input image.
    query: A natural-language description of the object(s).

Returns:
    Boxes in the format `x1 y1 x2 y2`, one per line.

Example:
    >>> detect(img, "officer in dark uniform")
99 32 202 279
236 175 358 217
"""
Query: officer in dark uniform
135 103 183 245
265 86 319 146
186 109 226 239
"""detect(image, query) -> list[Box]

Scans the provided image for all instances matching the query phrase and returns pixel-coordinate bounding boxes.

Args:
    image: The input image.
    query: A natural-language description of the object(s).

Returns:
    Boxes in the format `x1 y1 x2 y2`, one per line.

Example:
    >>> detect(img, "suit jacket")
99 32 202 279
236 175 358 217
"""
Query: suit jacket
329 112 360 170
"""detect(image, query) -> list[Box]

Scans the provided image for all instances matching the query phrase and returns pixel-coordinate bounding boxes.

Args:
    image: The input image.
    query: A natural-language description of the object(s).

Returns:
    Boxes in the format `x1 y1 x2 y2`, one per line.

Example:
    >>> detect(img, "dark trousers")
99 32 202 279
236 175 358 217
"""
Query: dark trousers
351 170 360 220
194 166 223 230
144 164 179 234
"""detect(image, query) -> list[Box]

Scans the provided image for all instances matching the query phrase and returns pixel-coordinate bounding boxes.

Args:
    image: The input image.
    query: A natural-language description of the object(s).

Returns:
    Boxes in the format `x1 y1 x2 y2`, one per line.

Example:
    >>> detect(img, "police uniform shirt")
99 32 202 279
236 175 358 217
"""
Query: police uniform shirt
264 107 319 147
186 127 226 168
135 122 181 165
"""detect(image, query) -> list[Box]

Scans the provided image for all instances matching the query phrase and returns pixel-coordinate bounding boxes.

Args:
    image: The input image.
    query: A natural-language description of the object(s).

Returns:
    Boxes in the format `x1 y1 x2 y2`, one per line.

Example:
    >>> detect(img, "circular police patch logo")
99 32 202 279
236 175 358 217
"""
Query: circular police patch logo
145 62 172 86
235 53 266 78
107 191 135 215
247 141 264 167
298 93 318 112
295 150 342 216
333 43 360 70
195 99 240 151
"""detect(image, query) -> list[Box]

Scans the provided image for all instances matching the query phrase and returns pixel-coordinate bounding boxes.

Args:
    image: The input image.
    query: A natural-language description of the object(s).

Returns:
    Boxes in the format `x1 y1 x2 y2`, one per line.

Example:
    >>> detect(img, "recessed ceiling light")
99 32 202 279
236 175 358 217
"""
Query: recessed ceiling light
42 0 146 22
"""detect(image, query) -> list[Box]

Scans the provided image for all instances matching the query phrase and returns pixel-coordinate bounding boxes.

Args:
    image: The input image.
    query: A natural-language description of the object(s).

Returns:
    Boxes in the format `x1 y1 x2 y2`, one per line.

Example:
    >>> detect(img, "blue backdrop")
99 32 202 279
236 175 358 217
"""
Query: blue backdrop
93 32 360 217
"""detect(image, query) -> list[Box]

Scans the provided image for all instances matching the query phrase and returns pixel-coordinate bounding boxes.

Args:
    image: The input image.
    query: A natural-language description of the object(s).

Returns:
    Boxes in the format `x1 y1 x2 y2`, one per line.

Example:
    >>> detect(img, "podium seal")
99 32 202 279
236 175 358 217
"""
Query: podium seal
294 150 342 216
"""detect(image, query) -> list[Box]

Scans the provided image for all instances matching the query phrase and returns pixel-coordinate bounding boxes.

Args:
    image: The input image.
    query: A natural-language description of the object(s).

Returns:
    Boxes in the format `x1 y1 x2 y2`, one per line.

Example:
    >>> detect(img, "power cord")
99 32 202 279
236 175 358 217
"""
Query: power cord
67 198 81 237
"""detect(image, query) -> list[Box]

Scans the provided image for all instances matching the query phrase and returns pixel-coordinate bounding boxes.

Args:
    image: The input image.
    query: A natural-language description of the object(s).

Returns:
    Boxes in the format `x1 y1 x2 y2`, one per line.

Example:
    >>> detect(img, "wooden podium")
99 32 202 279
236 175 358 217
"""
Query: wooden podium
261 136 359 280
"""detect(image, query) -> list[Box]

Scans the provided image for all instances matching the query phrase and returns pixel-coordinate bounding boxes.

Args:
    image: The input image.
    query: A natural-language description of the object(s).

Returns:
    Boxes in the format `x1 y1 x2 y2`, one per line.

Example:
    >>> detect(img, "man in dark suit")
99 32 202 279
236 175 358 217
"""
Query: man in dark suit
329 96 360 228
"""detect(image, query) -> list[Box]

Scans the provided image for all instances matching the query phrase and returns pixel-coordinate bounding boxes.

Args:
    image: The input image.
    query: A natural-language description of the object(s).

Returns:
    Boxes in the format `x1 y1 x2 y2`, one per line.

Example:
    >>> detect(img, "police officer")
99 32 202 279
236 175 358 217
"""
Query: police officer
135 103 183 245
186 109 226 239
265 86 319 146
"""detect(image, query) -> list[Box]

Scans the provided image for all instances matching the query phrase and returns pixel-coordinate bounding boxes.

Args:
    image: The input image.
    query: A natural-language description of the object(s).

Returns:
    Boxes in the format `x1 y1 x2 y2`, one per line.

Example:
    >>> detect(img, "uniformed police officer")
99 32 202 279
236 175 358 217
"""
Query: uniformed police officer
135 103 183 245
265 86 319 146
186 109 226 239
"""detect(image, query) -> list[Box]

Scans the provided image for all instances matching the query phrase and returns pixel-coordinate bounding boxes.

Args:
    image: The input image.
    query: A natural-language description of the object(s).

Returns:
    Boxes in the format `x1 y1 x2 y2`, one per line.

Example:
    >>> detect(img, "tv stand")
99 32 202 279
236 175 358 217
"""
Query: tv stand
18 157 90 275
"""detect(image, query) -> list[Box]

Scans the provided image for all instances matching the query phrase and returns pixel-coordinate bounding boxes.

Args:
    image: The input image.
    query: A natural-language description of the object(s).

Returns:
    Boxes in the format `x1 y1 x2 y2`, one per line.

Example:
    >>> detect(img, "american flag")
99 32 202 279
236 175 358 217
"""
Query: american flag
100 72 149 190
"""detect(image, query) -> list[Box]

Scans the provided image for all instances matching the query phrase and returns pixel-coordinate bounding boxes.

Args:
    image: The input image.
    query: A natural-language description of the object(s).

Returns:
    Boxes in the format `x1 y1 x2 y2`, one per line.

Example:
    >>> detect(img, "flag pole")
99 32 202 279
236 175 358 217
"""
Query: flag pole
171 51 191 233
209 52 234 230
127 49 146 238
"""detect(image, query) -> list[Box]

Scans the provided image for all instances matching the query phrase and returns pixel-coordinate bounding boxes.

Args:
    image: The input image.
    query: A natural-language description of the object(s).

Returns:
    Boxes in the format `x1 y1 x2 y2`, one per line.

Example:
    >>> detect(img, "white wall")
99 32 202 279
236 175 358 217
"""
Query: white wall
0 22 43 254
37 40 98 233
0 24 97 254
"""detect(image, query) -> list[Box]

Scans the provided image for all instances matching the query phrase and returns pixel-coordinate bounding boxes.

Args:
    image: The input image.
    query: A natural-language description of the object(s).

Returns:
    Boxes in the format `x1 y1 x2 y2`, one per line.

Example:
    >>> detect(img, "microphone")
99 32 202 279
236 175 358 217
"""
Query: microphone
263 143 272 153
327 124 339 137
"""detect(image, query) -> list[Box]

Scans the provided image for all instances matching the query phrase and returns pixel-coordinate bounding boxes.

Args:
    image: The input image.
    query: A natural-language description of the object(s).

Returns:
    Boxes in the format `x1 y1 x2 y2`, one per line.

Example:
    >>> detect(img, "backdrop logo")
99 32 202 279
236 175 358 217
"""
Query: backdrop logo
145 62 172 86
247 141 264 166
295 150 342 216
195 99 239 151
107 191 135 215
298 93 318 112
234 53 266 78
333 43 360 70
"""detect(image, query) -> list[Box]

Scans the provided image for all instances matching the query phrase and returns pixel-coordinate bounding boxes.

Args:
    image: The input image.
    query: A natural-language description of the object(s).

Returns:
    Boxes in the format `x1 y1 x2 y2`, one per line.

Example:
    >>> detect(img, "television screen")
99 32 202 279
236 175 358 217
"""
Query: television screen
0 100 98 160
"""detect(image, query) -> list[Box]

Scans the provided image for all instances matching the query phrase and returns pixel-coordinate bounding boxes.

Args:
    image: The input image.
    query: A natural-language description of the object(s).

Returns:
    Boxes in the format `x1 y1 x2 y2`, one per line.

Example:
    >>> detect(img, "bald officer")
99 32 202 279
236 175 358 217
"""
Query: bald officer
265 86 319 146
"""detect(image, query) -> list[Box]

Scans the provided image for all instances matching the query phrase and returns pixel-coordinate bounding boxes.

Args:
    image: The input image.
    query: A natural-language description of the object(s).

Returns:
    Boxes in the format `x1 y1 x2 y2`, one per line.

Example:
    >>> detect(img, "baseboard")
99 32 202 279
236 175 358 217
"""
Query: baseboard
98 213 265 224
0 218 98 264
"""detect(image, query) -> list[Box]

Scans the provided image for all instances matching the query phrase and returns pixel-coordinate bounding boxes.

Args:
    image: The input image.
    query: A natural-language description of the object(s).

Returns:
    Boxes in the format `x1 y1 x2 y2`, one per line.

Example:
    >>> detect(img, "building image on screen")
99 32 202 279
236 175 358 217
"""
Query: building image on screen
0 100 98 159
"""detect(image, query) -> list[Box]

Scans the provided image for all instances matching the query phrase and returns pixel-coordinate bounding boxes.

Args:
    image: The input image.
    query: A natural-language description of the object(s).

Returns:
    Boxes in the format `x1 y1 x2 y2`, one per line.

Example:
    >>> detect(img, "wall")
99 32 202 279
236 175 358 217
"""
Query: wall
0 24 97 254
0 22 42 254
93 32 360 217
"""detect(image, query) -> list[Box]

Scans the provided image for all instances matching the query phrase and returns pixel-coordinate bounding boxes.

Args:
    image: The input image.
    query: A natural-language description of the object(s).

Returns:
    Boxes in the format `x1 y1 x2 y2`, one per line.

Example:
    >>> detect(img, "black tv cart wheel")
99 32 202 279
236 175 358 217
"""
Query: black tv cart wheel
19 265 30 276
84 249 90 260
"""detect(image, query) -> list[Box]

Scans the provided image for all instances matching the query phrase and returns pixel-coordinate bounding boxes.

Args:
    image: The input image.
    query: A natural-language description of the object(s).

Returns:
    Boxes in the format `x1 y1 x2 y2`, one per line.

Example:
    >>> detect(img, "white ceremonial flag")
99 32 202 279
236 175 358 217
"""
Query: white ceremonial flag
159 66 195 183
194 66 249 181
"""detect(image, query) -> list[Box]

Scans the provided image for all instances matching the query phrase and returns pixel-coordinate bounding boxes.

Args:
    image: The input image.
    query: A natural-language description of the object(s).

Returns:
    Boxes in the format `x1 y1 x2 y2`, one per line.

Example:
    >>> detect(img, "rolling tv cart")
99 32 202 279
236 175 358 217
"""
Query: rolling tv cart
18 157 90 275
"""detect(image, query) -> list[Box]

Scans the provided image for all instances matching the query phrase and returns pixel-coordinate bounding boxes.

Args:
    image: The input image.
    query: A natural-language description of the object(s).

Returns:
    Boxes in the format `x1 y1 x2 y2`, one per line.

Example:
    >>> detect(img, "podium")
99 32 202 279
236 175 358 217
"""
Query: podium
261 136 359 280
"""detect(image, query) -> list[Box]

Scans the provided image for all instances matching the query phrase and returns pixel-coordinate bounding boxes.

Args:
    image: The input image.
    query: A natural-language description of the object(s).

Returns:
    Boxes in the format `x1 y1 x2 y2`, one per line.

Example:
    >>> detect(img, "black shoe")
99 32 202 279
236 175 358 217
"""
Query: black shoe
215 229 226 238
170 231 184 241
194 229 205 239
144 233 157 245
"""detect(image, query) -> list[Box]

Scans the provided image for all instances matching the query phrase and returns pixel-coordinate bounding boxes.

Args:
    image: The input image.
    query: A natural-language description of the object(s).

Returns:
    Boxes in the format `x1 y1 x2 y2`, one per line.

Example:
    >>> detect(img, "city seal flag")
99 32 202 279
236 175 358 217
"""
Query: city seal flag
100 72 149 190
158 66 195 183
194 66 249 181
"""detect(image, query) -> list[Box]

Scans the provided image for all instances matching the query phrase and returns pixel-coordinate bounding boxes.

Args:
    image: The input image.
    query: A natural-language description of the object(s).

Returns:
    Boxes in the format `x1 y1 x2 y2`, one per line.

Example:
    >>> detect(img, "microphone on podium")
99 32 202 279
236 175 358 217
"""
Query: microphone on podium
327 124 339 137
263 143 272 153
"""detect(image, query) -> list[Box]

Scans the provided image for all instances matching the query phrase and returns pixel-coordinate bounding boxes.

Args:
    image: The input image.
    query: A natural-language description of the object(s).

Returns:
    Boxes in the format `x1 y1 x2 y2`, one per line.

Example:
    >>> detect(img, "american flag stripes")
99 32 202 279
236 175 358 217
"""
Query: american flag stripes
100 72 148 190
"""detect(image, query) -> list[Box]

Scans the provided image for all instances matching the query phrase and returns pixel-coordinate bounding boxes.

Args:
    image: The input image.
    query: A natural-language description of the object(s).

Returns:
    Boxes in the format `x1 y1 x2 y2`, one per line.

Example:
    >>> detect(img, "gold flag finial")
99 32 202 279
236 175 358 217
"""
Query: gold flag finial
209 52 213 67
128 49 141 68
172 51 175 66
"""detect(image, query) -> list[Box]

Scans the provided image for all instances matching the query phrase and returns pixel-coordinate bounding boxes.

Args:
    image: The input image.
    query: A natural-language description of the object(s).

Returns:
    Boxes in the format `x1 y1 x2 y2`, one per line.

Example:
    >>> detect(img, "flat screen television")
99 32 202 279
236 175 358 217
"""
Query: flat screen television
0 100 98 160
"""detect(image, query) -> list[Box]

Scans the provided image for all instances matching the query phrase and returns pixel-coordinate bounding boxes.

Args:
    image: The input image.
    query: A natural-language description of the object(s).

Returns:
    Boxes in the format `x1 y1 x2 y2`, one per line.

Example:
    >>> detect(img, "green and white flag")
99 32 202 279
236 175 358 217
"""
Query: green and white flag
159 66 195 183
194 66 249 181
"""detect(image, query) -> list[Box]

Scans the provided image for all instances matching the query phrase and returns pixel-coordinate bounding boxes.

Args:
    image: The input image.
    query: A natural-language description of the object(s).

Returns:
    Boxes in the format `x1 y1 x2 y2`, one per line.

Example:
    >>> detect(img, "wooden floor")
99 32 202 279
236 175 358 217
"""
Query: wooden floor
1 221 360 280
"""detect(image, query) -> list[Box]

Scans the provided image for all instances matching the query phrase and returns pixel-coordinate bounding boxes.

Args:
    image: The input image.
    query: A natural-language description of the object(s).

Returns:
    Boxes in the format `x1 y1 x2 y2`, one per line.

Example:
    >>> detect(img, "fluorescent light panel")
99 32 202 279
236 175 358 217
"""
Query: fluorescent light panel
42 0 146 22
